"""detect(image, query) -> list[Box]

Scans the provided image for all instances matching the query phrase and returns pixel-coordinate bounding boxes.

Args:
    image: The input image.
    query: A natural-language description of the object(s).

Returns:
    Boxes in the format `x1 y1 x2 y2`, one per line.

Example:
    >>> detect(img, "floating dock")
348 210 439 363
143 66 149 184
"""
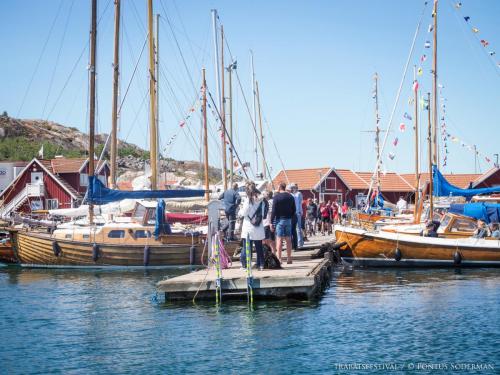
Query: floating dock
157 236 338 301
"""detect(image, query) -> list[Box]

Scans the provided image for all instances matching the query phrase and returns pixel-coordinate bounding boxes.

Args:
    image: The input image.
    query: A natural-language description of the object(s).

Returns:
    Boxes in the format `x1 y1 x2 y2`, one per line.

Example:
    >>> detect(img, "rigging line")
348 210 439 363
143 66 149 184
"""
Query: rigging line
46 0 113 121
172 0 205 67
222 36 272 178
42 0 76 119
159 0 198 96
118 33 148 115
123 91 149 143
207 90 250 180
365 0 428 209
448 0 500 80
16 0 64 117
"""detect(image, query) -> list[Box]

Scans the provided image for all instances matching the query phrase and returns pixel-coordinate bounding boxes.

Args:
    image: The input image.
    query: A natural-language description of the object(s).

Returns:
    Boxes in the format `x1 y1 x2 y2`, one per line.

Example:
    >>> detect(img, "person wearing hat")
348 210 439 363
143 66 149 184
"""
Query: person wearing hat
473 220 491 239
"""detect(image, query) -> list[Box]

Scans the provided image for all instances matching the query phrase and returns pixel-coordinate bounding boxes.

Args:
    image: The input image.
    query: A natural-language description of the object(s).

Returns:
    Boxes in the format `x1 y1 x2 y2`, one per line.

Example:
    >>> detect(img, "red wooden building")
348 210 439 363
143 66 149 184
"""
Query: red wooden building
272 167 500 205
0 157 109 217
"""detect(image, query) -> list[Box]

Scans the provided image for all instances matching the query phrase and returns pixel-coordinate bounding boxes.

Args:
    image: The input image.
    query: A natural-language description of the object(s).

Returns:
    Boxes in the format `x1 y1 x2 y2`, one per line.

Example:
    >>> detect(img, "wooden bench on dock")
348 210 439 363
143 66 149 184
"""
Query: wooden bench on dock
157 247 335 302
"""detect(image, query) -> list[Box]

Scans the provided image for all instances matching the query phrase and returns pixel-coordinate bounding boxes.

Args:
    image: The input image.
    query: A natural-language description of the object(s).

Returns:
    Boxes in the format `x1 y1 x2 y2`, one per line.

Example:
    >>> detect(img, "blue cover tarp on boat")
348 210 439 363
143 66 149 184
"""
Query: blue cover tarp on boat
449 203 500 223
154 199 171 239
433 165 500 198
87 176 205 205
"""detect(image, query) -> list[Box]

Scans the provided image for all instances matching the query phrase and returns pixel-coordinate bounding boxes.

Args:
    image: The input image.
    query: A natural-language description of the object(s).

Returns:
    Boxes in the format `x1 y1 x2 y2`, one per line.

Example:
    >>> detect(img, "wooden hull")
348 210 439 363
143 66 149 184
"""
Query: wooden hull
357 212 384 222
10 230 206 267
0 243 16 263
334 225 500 267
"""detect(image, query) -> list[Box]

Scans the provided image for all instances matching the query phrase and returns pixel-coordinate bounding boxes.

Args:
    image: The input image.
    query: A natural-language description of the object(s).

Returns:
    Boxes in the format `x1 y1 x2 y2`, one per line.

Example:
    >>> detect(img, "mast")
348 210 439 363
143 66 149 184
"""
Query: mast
202 68 209 202
413 66 420 222
88 0 97 225
373 73 381 193
432 0 438 167
220 26 228 190
155 13 160 183
227 61 235 185
255 80 266 179
427 92 434 218
110 0 120 188
250 50 258 177
211 10 224 185
148 0 158 190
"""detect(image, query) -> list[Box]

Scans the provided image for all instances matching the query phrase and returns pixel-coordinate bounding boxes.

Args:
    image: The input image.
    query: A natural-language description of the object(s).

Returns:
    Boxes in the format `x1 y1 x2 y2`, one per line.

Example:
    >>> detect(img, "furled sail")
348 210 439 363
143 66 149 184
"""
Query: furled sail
87 176 205 205
433 165 500 198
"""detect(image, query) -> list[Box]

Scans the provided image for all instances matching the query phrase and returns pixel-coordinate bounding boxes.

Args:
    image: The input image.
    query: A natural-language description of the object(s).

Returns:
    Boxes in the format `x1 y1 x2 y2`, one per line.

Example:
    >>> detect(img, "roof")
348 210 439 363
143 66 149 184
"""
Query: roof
334 169 368 189
401 172 482 189
0 158 81 201
272 167 331 190
50 157 107 174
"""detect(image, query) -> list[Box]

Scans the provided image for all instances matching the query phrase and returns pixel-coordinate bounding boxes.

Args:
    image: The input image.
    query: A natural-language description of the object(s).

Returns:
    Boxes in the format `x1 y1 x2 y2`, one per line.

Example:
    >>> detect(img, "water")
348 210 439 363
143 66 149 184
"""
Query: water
0 265 499 374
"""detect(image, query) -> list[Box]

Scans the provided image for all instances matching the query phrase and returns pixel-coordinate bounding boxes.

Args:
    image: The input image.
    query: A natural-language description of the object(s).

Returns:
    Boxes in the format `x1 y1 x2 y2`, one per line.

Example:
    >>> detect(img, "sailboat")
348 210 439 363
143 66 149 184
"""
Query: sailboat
335 0 500 267
8 0 209 267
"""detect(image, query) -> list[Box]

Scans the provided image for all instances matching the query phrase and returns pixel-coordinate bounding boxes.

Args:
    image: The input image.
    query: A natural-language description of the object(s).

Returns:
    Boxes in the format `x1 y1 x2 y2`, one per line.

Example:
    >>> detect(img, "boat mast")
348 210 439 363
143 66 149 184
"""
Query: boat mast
147 0 158 190
413 66 420 222
250 50 258 178
374 73 381 194
88 0 97 225
220 26 228 190
427 92 434 217
156 13 160 183
227 61 235 185
110 0 120 188
202 68 209 202
432 0 438 168
255 80 266 180
211 10 224 188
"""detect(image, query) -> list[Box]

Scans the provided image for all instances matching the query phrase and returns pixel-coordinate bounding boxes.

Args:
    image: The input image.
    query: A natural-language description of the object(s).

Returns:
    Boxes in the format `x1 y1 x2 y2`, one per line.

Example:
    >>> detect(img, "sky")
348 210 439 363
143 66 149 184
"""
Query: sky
1 0 499 178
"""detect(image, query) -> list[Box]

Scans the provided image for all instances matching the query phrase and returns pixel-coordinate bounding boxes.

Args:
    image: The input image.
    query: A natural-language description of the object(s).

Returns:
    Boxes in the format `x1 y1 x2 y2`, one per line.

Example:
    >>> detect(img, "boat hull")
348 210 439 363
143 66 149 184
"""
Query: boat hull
10 230 205 267
335 225 500 268
0 243 16 263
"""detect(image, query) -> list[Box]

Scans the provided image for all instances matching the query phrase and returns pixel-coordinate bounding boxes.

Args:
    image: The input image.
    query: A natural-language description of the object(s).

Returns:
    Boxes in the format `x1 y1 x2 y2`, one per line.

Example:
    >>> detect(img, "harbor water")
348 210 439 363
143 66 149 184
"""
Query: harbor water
0 265 499 374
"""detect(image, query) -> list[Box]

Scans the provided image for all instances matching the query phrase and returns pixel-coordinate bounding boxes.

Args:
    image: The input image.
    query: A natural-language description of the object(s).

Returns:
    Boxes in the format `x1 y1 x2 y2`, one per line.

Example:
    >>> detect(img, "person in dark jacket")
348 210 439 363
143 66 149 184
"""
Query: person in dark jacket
270 182 296 264
219 183 241 240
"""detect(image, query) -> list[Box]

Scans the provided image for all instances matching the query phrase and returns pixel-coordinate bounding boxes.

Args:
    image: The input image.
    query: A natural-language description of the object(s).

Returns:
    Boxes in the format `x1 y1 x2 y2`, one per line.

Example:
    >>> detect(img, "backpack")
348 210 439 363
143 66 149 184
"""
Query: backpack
263 245 282 269
248 201 264 226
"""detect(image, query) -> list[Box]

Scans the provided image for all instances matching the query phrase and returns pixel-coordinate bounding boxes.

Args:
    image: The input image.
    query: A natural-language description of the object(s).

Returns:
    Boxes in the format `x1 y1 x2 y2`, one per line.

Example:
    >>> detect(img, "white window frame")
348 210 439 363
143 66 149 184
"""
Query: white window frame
46 199 59 210
80 173 89 187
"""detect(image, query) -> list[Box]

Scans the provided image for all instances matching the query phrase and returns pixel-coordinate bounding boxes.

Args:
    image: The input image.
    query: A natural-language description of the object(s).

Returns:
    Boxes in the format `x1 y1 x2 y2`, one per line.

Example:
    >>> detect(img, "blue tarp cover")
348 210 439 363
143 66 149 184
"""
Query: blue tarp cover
153 199 171 239
449 203 500 224
87 176 205 205
433 165 500 198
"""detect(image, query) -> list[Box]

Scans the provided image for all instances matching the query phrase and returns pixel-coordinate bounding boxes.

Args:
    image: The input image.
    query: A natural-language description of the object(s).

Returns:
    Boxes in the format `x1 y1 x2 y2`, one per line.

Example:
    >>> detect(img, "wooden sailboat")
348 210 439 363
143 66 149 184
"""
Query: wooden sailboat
335 0 500 268
8 0 207 267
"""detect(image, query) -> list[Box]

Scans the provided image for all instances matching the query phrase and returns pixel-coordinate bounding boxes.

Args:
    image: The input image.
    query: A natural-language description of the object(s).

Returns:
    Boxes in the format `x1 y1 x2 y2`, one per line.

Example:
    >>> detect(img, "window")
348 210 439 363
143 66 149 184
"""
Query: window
65 234 72 239
83 234 90 239
107 230 125 239
46 199 59 210
451 218 477 232
98 175 107 185
135 230 151 238
80 173 88 187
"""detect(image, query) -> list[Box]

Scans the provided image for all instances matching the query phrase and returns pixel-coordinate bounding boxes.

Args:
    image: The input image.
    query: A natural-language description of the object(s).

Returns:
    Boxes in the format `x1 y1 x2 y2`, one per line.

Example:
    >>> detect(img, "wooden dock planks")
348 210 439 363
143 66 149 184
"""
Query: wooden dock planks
157 248 334 301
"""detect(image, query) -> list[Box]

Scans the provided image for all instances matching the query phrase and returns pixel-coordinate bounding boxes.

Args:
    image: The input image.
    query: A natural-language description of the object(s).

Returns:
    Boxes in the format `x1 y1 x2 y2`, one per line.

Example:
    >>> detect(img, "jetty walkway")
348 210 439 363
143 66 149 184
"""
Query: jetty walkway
157 234 338 301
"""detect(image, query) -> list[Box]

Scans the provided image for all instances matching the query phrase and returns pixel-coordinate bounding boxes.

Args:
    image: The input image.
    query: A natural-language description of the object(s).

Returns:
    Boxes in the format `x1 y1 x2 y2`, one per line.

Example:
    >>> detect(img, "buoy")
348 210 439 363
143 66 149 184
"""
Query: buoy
92 244 99 262
189 246 196 265
394 248 402 261
453 251 462 265
143 245 151 266
52 241 61 257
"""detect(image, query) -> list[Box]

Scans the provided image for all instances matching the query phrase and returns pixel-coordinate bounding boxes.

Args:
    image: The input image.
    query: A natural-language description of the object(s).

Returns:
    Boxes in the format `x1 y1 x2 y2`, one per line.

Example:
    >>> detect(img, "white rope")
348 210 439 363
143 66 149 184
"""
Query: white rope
365 1 429 211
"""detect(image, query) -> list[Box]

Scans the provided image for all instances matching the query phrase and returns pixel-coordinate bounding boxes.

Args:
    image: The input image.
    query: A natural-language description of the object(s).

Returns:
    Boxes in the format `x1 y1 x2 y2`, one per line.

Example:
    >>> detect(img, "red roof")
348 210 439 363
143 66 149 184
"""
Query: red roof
272 167 331 190
335 169 368 189
50 157 107 174
38 159 81 198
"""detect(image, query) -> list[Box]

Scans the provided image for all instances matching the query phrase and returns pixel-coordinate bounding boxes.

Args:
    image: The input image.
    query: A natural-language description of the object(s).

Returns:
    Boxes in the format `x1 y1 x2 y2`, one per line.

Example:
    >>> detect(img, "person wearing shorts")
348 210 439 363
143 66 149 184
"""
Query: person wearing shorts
270 182 296 264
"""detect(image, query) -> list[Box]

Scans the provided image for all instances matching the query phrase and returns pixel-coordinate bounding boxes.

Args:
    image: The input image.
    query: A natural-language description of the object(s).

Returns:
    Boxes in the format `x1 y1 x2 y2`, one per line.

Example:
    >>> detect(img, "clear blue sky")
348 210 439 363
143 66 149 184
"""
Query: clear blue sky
1 0 499 176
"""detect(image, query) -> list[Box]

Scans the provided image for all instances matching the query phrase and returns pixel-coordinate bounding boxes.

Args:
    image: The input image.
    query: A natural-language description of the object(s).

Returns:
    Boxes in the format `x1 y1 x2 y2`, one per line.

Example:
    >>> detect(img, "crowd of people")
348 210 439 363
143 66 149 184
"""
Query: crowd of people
219 181 347 270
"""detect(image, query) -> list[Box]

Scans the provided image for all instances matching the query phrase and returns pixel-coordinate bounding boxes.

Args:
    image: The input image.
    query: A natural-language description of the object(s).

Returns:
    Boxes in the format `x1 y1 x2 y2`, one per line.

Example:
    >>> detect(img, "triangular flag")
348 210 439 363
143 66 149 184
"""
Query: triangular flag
464 16 470 22
455 2 462 8
404 112 412 120
388 152 395 160
424 41 431 48
413 80 419 91
420 54 427 62
38 144 44 159
417 67 423 75
472 27 479 33
399 123 406 132
480 40 489 47
179 120 185 127
393 137 399 146
428 24 433 33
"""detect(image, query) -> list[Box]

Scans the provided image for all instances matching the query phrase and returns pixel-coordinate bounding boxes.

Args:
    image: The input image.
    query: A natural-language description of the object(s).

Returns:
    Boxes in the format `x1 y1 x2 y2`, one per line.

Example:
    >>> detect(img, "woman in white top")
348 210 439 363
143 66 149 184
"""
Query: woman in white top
239 183 265 270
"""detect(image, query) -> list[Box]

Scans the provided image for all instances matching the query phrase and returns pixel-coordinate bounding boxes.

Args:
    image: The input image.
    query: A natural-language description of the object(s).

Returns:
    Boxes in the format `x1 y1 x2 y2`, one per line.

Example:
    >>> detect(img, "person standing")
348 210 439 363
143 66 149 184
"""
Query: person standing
262 190 276 254
239 183 266 270
341 201 348 224
306 198 318 237
291 183 304 248
270 182 296 264
219 182 241 241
